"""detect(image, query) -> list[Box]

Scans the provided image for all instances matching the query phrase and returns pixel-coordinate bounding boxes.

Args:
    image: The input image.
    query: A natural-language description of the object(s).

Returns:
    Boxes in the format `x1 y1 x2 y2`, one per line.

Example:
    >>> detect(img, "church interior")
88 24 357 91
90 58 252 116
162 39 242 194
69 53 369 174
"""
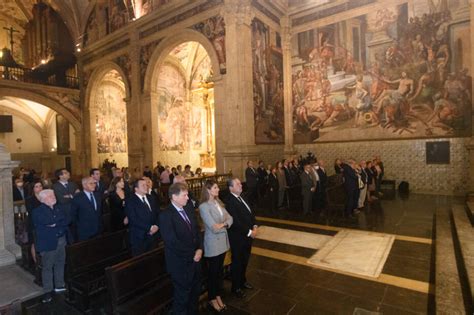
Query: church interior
0 0 473 314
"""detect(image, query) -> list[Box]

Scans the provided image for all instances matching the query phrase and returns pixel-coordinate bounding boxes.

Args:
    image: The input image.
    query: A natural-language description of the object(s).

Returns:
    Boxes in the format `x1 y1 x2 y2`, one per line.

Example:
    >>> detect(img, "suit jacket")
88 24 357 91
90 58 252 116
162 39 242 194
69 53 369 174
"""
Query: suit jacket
224 194 256 247
159 203 202 275
316 168 328 192
257 167 267 186
125 194 160 248
71 191 103 241
268 173 279 192
342 164 358 191
13 186 25 201
32 203 69 252
245 167 258 188
52 181 78 216
199 201 233 257
300 172 315 195
94 179 108 196
147 190 161 211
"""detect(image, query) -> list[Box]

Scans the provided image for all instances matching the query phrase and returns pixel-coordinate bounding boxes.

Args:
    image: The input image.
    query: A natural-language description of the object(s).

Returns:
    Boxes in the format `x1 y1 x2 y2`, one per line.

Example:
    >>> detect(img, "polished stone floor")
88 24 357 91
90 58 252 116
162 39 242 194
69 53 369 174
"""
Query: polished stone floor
18 192 461 314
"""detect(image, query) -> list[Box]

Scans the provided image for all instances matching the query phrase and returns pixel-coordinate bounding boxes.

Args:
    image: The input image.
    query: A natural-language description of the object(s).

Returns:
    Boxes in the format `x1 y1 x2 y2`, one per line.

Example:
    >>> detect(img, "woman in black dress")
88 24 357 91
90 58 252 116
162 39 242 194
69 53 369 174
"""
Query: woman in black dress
25 180 43 263
108 177 129 231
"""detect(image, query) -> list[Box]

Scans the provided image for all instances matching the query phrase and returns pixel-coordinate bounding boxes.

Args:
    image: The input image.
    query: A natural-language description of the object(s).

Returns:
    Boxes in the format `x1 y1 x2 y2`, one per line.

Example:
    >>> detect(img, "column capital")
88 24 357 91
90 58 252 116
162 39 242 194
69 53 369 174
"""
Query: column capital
222 0 254 26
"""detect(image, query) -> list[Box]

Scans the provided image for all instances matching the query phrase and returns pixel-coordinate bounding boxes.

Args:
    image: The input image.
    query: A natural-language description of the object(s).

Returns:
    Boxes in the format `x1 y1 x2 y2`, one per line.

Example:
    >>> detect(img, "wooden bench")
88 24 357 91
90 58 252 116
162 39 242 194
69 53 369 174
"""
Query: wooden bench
66 230 130 310
105 245 173 315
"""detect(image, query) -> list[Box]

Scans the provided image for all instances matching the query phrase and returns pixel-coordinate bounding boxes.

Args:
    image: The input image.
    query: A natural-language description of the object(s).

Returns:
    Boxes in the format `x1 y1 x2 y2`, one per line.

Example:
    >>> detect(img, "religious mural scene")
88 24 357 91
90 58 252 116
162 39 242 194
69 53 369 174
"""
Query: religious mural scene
252 18 284 144
292 2 471 143
156 42 213 152
95 70 128 154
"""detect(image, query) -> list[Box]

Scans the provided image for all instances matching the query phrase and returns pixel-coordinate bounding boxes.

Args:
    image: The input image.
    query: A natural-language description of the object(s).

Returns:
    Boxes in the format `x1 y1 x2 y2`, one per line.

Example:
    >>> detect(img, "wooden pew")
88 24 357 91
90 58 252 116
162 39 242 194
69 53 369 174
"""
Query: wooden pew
105 245 173 315
66 230 130 310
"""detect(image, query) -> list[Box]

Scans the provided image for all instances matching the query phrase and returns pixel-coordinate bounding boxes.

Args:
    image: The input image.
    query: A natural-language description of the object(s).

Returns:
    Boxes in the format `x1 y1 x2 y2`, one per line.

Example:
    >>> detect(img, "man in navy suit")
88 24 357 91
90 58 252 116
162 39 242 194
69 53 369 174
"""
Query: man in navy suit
225 178 257 298
126 178 160 256
342 159 360 218
90 168 107 197
159 182 202 315
32 189 69 303
71 177 103 242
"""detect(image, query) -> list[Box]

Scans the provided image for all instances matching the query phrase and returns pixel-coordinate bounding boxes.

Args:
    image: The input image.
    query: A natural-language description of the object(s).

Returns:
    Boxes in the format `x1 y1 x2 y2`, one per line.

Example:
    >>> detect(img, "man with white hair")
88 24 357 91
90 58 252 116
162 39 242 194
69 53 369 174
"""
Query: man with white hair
32 189 69 303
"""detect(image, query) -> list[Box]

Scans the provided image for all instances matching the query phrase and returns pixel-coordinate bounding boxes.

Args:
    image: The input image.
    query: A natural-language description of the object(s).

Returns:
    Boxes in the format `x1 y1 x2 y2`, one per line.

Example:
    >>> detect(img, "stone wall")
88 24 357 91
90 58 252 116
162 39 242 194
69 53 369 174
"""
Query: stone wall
295 137 469 195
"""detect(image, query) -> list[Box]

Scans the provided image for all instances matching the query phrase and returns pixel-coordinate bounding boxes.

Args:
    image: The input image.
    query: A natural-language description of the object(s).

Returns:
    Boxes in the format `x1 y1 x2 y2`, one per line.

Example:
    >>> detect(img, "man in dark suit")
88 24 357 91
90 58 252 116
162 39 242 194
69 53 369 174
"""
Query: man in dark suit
159 182 202 315
126 178 160 256
90 168 107 197
173 175 197 211
342 159 359 218
300 164 316 215
225 178 257 298
12 177 26 202
71 177 103 242
245 161 258 207
143 176 161 211
32 189 70 303
315 160 328 211
52 168 79 243
257 160 267 204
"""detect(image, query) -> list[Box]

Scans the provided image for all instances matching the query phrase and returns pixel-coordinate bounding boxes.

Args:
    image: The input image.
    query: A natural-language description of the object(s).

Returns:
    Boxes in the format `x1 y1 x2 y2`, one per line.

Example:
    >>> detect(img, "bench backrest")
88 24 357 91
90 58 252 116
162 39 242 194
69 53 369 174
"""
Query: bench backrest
66 230 129 275
105 246 169 306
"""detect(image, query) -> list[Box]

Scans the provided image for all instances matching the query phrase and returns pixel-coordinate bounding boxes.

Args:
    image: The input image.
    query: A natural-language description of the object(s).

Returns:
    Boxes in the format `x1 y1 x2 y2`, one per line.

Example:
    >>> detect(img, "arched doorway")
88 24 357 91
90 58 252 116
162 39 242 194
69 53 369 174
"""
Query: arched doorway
153 41 216 171
0 96 78 175
88 69 129 168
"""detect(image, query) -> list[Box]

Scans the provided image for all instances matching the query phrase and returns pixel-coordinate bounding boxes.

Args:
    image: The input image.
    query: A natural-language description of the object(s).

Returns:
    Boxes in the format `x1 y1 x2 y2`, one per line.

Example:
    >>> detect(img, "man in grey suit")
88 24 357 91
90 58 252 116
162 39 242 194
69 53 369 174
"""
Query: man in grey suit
300 164 316 215
52 168 79 243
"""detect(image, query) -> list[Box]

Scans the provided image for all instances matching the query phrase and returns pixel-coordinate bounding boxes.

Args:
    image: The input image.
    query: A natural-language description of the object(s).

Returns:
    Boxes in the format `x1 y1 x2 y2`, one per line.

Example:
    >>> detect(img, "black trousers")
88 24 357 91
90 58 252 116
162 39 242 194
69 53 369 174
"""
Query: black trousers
207 252 226 299
131 237 157 257
230 239 252 291
345 187 358 215
170 261 201 315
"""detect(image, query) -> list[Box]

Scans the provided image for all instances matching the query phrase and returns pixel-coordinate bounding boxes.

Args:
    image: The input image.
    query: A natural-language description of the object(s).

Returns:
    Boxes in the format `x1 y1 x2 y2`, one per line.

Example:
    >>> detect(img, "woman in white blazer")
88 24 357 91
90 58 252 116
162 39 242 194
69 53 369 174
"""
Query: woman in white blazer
199 179 233 313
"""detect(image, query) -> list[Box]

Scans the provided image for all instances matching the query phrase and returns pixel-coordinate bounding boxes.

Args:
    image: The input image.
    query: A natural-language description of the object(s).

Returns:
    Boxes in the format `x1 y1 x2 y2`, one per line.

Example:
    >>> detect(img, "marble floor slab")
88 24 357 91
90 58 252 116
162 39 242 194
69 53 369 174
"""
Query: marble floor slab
257 226 333 250
307 230 395 278
0 264 42 307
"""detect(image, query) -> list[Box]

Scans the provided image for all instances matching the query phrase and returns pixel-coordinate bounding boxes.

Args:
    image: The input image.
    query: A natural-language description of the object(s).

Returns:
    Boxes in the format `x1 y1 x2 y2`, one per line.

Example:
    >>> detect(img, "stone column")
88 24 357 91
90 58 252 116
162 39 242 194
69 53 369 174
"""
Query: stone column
281 16 296 157
467 3 474 200
219 0 259 177
128 29 147 171
0 144 21 266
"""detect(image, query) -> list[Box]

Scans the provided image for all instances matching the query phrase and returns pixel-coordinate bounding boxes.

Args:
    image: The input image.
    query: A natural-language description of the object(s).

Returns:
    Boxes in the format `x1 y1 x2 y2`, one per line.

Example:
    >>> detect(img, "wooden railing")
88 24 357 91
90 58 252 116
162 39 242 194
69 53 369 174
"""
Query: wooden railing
185 172 233 201
0 66 79 89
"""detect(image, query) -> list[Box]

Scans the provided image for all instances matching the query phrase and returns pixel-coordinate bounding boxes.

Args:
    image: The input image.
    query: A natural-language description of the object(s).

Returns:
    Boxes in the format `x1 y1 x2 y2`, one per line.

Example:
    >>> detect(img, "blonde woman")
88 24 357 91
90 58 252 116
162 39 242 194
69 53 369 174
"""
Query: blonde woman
199 180 233 312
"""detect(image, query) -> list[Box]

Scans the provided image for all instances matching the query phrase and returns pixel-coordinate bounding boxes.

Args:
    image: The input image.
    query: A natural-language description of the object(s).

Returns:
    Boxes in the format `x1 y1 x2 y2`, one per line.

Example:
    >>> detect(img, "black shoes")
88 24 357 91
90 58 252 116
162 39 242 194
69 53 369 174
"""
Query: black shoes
232 289 246 299
243 282 253 289
41 293 52 303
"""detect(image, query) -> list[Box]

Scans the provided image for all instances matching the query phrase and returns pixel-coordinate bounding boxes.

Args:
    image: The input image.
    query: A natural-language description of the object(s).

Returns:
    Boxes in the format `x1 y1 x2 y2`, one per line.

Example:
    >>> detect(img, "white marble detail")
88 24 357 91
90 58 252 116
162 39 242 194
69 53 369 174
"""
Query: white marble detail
257 226 332 250
307 230 395 278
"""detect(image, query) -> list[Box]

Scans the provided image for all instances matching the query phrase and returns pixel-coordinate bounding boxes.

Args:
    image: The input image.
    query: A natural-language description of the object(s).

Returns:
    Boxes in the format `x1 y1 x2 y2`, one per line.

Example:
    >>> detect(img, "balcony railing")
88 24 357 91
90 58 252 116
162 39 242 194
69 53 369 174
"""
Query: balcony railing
0 66 79 89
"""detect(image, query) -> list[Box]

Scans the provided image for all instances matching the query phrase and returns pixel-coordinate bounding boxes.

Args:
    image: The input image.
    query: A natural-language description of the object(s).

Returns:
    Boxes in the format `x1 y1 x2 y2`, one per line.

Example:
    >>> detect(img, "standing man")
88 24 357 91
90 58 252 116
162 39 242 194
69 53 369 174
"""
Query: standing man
300 164 316 216
32 189 69 303
316 160 328 211
257 160 268 204
225 178 256 298
71 177 103 242
160 183 202 315
126 178 160 256
342 159 359 218
52 168 79 243
358 160 368 209
90 168 107 197
245 161 258 207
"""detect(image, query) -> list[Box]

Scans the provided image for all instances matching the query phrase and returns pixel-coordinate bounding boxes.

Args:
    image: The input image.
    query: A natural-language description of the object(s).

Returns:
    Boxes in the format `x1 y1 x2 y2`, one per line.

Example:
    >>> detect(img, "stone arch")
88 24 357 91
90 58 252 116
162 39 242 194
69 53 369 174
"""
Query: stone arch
144 28 222 94
85 62 130 168
0 88 80 132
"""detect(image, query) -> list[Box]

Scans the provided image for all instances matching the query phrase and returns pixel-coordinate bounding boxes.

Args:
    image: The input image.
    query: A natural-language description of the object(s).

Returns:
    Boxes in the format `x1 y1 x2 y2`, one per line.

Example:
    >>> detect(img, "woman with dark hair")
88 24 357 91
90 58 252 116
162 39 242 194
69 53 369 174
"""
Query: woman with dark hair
25 180 43 262
199 180 233 312
334 158 344 174
108 177 129 231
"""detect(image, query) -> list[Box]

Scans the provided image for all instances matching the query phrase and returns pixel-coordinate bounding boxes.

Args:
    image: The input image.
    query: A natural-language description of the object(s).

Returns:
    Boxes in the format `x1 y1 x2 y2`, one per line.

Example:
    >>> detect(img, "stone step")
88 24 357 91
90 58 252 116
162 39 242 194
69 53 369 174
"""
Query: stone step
452 205 474 311
435 207 465 314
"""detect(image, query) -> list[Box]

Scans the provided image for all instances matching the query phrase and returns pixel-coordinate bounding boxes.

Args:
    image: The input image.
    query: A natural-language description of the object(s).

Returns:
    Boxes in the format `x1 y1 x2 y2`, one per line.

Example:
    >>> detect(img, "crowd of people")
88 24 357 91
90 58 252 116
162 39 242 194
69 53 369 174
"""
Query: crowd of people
10 153 384 312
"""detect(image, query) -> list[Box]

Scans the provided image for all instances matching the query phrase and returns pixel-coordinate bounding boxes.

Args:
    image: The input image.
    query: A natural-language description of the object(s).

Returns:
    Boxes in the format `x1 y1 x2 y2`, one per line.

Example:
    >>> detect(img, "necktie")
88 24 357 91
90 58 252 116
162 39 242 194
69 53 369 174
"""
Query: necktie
89 192 97 210
142 197 151 211
179 210 191 230
238 196 251 213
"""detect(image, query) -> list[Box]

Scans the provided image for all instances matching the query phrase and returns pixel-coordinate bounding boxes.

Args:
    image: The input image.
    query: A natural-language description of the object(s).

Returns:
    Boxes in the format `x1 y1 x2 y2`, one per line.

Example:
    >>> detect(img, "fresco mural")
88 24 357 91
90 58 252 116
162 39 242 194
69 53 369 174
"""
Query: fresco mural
193 16 226 74
252 18 284 144
96 72 128 154
292 2 471 143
